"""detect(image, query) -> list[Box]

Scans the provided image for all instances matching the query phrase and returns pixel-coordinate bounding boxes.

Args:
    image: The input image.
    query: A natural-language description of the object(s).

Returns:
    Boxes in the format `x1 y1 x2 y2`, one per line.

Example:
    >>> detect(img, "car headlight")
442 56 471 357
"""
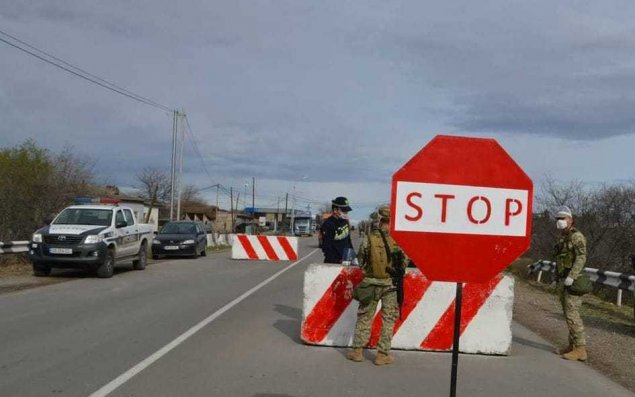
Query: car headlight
152 239 161 245
32 233 42 243
182 239 195 245
84 235 103 244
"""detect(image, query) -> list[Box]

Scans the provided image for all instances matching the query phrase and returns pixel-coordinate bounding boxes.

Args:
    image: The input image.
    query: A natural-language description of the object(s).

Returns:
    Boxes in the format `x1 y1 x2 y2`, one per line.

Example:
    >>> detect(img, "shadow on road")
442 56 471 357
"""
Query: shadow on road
273 304 302 343
512 335 554 352
49 266 136 278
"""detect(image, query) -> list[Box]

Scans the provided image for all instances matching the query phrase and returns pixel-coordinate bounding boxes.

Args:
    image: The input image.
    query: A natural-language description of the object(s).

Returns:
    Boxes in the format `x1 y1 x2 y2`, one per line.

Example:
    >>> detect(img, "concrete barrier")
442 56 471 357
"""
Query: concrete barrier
231 234 298 261
301 264 514 355
205 233 235 248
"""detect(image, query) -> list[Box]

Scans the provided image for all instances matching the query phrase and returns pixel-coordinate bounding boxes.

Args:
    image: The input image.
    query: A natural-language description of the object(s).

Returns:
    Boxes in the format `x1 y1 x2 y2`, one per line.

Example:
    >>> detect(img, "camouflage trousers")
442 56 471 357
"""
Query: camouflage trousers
559 286 586 347
352 284 398 354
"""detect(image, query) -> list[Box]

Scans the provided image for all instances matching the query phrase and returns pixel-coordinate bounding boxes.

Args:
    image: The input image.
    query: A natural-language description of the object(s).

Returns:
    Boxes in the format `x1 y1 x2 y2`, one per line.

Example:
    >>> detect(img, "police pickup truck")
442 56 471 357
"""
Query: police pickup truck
29 202 153 278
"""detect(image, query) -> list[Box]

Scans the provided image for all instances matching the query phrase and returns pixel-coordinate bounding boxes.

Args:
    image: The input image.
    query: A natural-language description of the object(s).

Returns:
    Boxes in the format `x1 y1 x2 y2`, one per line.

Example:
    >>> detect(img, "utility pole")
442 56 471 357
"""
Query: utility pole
284 193 289 233
252 176 256 234
290 183 296 236
230 187 234 232
276 196 280 232
289 176 307 235
176 110 185 221
169 110 177 221
169 110 185 221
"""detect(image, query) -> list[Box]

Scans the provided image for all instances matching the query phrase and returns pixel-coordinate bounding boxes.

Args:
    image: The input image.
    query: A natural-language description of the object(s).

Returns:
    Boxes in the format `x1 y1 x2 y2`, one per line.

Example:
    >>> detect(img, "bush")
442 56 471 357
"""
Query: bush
0 140 96 241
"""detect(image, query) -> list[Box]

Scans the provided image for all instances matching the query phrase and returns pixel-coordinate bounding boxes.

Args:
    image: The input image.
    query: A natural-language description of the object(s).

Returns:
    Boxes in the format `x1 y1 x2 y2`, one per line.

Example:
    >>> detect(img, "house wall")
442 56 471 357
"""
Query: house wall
118 200 159 232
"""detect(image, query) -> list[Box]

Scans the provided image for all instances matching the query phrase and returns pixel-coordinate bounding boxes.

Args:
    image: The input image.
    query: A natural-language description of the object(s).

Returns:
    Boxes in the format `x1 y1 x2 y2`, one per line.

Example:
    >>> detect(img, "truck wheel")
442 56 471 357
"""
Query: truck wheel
33 263 51 277
201 247 207 257
97 249 115 278
133 242 147 270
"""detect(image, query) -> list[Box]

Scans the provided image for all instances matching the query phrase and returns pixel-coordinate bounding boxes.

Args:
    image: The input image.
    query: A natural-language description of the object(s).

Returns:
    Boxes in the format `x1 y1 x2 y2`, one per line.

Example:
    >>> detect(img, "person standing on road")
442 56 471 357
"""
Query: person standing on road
347 206 405 366
553 206 589 361
321 196 354 264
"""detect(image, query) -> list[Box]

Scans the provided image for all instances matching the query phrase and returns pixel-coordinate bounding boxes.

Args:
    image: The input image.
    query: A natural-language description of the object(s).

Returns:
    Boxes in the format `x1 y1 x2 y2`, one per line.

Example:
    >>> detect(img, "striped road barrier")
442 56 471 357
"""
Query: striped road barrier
231 234 298 261
0 241 30 255
301 264 514 355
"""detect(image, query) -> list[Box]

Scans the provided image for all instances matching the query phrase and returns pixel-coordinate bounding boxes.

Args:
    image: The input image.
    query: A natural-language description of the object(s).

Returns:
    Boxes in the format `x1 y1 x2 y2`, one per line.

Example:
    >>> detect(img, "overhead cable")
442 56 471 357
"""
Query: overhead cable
184 115 217 185
0 29 174 113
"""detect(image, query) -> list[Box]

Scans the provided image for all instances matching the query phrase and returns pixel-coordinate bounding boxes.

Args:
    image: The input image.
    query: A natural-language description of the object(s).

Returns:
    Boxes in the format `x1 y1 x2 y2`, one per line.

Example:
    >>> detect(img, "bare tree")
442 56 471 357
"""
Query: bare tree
532 177 635 274
180 184 207 209
535 175 591 214
586 184 635 272
136 167 171 223
49 145 97 211
531 176 592 262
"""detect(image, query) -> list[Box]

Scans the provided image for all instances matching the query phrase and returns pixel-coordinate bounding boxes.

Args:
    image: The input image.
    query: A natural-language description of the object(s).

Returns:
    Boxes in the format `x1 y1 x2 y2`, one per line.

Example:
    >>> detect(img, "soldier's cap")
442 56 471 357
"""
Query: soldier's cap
556 205 573 219
377 205 390 219
332 196 352 212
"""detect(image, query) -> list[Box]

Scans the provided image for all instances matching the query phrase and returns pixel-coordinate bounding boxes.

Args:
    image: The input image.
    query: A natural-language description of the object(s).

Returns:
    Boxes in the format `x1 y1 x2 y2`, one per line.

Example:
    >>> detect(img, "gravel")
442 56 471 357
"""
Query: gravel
513 276 635 393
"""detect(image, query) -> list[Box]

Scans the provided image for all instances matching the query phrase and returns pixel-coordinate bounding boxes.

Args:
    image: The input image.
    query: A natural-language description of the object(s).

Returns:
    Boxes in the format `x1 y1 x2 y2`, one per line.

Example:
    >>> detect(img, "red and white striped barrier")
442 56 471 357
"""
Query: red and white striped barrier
301 264 514 355
231 234 298 261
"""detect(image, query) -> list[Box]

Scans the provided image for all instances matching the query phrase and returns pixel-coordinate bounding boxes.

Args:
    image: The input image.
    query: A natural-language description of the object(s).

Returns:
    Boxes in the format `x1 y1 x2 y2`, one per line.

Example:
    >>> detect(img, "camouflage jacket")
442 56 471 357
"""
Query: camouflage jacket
554 227 587 280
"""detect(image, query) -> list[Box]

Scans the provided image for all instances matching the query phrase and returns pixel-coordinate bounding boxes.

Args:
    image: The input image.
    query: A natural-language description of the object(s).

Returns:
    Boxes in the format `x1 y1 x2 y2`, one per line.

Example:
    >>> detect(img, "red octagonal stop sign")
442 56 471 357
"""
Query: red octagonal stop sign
390 135 533 283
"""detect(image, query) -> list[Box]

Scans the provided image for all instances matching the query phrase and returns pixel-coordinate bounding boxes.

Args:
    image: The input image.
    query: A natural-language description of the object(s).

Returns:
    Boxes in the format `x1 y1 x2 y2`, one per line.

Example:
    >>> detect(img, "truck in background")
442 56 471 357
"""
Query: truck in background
293 216 313 236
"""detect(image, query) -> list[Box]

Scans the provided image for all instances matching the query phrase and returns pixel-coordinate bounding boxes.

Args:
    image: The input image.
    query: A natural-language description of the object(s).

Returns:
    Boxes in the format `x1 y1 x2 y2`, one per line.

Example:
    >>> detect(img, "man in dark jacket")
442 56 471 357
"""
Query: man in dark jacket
321 196 354 264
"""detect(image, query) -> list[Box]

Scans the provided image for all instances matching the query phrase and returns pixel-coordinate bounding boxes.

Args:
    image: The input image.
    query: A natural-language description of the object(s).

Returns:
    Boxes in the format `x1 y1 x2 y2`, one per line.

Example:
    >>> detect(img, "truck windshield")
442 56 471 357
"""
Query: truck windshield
53 209 113 226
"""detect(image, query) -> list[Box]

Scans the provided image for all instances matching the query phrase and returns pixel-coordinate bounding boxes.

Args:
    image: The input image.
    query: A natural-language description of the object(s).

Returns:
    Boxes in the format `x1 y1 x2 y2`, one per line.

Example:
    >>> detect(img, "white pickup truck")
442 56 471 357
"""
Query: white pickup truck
29 204 153 278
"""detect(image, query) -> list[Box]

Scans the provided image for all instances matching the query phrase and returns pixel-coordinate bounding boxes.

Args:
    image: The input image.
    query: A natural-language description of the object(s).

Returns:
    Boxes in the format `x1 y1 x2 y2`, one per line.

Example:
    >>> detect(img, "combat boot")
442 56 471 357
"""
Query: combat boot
562 346 587 361
373 352 394 366
346 348 363 362
557 344 573 355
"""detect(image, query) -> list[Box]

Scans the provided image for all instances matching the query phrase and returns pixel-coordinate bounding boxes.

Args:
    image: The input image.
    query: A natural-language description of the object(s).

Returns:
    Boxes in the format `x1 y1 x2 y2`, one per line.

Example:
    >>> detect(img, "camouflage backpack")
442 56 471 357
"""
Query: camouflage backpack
367 230 397 279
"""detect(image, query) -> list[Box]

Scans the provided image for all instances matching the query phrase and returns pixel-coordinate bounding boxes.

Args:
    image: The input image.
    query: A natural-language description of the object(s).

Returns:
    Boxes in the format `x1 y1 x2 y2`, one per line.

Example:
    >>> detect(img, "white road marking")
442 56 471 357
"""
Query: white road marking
89 248 320 397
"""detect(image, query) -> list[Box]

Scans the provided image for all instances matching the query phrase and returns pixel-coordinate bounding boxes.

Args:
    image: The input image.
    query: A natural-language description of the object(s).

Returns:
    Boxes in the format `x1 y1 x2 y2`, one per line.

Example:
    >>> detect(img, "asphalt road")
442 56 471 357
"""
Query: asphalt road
0 237 632 397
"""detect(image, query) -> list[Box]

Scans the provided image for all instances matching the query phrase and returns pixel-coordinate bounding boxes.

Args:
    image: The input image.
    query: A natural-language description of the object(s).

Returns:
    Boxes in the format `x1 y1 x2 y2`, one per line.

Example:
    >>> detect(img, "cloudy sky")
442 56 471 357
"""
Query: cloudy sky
2 1 635 222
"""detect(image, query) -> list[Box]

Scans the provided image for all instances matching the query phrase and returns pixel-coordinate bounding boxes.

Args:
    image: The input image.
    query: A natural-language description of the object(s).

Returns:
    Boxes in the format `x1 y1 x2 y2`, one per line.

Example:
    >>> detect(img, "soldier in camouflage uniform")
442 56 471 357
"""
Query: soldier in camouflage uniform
346 206 405 366
553 206 588 361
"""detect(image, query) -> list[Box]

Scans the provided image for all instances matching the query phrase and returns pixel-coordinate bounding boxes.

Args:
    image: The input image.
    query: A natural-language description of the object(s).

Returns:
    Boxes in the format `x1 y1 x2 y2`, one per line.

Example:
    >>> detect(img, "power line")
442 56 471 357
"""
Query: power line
183 115 217 184
183 115 259 211
0 29 174 113
182 114 338 211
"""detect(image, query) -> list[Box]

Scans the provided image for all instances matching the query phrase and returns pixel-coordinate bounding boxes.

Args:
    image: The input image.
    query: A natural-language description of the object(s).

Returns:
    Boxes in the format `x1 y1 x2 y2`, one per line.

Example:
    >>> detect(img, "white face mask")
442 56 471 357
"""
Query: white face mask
339 213 349 220
556 219 568 230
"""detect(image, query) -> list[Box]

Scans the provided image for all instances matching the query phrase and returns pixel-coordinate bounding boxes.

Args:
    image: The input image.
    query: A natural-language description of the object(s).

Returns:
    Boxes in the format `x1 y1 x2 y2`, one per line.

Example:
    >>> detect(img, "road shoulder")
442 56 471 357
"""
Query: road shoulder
512 275 635 393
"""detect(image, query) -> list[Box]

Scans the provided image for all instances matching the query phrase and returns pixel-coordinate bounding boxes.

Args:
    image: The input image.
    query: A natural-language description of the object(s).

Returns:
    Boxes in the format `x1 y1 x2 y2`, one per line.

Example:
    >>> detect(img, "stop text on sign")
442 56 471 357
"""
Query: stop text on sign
394 182 529 236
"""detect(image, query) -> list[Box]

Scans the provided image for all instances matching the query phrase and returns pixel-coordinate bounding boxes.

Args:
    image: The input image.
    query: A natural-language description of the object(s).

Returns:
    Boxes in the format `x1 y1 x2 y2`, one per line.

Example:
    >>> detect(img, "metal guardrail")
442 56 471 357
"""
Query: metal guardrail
0 241 29 255
528 260 635 307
